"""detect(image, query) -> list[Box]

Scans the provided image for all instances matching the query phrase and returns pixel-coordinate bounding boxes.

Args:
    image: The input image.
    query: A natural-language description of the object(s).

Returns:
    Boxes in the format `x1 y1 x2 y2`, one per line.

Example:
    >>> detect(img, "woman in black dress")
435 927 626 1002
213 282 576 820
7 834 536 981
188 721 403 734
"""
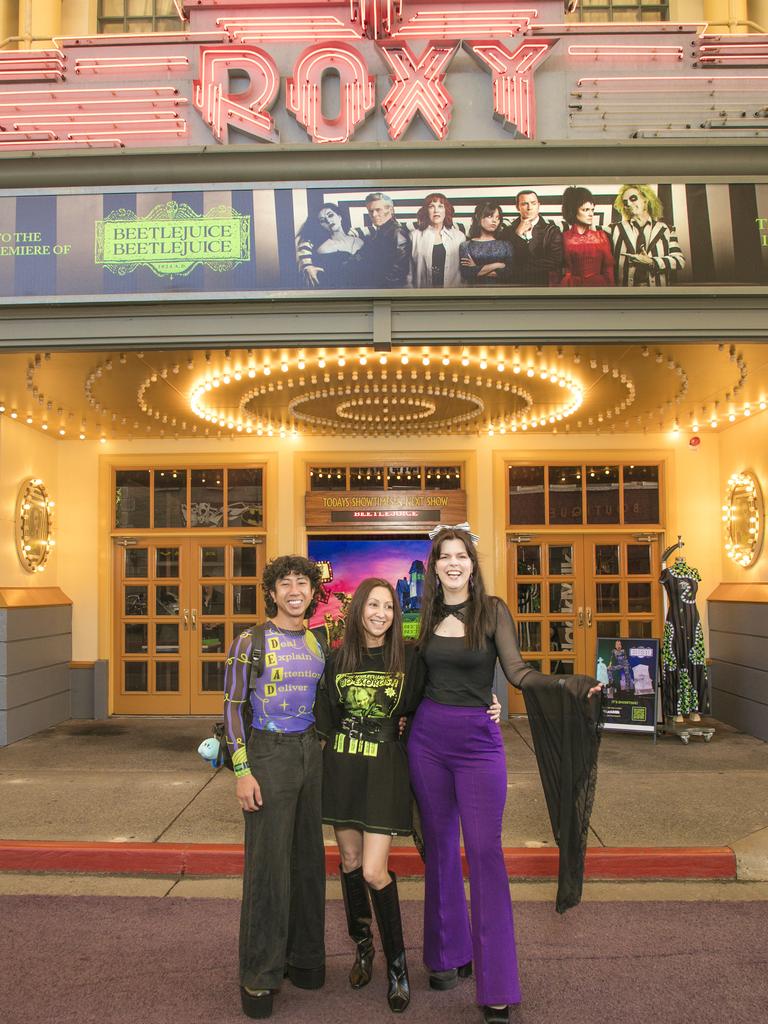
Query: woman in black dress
315 577 417 1013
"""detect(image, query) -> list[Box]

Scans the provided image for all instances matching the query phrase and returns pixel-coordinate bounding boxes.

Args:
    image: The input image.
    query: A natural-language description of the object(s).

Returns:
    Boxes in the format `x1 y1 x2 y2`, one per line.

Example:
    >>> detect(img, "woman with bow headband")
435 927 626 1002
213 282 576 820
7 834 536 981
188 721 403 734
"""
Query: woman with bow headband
407 525 603 1024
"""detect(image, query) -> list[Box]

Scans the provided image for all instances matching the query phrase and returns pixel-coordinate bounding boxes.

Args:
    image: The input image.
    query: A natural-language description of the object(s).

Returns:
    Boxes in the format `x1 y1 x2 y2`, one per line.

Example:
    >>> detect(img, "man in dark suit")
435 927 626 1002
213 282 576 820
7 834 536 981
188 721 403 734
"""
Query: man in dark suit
501 189 563 286
356 192 410 288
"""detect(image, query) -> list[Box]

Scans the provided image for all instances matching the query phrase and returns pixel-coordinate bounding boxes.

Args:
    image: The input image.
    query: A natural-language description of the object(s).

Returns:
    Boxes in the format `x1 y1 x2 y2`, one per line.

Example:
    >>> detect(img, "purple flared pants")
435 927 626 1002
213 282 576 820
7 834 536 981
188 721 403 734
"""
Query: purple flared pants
408 698 521 1007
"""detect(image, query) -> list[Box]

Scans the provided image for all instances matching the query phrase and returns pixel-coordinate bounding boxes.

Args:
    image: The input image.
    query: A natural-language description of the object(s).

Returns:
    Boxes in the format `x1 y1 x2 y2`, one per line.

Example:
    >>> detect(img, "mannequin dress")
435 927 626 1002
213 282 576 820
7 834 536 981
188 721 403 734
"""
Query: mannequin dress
660 557 709 718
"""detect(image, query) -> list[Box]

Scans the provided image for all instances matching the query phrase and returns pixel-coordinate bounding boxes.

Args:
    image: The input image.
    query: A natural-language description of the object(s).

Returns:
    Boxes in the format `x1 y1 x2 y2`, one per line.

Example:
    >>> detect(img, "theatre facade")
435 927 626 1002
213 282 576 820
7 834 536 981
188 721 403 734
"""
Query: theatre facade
1 0 768 743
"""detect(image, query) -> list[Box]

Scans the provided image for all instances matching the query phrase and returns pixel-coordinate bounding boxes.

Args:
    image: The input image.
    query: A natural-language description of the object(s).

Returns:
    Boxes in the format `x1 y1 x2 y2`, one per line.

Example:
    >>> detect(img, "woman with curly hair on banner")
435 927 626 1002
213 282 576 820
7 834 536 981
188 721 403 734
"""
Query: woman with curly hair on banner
409 192 466 288
296 203 363 288
610 184 686 287
459 201 513 285
560 186 614 287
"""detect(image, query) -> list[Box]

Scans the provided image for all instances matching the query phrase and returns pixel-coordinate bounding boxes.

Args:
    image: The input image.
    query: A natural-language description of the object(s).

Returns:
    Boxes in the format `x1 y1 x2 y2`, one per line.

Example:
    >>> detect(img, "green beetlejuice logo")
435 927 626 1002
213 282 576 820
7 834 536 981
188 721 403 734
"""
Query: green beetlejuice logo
95 201 250 278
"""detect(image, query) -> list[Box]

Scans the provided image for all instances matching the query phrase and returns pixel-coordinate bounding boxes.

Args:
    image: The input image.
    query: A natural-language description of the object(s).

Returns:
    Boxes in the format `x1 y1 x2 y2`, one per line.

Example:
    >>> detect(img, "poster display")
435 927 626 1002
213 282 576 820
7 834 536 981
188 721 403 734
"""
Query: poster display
1 181 767 304
307 535 431 645
596 637 659 734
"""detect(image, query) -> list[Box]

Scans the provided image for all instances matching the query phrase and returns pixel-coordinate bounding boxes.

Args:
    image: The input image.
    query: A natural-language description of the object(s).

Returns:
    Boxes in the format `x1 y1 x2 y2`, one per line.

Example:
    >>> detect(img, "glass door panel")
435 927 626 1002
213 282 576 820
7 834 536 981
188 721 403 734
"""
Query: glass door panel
113 541 189 714
191 540 265 715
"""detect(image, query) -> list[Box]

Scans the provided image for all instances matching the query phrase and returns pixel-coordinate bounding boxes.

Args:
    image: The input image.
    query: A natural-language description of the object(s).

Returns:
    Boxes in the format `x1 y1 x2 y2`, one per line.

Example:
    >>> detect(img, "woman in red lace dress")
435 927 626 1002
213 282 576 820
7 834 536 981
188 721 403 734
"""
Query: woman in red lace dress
560 186 614 287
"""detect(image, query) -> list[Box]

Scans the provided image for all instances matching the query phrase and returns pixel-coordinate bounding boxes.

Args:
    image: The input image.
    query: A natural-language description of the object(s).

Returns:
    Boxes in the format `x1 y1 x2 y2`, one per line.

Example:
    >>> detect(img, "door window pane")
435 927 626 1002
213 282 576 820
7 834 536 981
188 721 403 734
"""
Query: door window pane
233 585 258 615
628 582 652 612
228 468 264 527
627 544 651 575
548 466 583 525
549 582 574 614
125 586 148 617
201 584 226 615
202 662 226 692
190 469 224 527
517 583 541 614
156 623 179 654
155 547 179 578
518 621 541 652
596 621 621 639
516 545 541 576
154 469 186 528
156 585 179 616
596 583 620 613
125 548 148 578
551 660 574 675
508 466 545 525
586 465 620 524
234 547 257 578
624 465 660 524
156 662 180 692
595 545 620 575
549 621 575 652
628 620 654 638
115 470 150 528
125 662 148 692
549 545 574 576
202 623 226 654
124 623 147 654
201 547 226 577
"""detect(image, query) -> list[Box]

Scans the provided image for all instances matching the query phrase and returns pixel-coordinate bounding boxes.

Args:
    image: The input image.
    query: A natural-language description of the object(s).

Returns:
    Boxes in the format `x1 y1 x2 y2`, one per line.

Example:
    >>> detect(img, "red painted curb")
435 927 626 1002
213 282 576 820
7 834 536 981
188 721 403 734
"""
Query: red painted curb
0 840 736 880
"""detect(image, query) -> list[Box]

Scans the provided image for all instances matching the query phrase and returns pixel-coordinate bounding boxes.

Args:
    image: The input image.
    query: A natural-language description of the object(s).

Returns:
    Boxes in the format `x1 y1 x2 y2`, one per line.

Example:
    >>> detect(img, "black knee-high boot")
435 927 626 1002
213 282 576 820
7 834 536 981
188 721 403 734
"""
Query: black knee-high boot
339 866 375 989
370 871 410 1013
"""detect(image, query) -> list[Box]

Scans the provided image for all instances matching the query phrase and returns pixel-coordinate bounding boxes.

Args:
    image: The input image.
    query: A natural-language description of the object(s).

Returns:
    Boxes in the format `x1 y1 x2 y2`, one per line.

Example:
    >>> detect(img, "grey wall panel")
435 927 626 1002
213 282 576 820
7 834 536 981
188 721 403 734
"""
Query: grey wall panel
0 663 70 710
94 661 109 721
709 661 768 707
0 634 72 676
710 687 768 744
0 606 71 643
708 602 768 640
0 692 71 747
708 630 768 673
69 666 94 719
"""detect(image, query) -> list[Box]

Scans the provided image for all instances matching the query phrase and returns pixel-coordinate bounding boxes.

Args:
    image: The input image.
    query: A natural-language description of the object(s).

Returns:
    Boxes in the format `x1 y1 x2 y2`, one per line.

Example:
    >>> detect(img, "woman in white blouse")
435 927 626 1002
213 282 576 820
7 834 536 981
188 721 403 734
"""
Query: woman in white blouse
409 193 465 288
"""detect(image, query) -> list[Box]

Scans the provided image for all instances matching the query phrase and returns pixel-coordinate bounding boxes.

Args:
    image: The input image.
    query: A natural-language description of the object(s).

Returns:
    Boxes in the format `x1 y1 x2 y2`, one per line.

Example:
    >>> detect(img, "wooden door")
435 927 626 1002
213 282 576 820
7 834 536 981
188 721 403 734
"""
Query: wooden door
113 538 264 714
583 535 661 652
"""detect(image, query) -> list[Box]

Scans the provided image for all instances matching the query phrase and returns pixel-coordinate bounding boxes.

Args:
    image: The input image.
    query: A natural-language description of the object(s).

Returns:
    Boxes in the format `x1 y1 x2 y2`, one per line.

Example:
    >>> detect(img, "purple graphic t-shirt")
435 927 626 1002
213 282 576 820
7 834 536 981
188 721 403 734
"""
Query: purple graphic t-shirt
223 623 325 776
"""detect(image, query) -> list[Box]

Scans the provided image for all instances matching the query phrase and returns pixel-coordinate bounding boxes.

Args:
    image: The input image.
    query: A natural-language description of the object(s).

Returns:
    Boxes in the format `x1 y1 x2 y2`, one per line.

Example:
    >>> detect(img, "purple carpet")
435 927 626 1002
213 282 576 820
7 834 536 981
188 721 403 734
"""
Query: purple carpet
2 896 767 1023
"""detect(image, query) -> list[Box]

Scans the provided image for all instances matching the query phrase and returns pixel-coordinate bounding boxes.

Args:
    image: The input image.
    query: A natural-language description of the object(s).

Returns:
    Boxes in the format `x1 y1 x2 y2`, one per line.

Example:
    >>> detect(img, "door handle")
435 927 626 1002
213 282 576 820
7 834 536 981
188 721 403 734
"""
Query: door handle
586 607 593 627
183 609 189 630
577 606 584 627
191 608 197 630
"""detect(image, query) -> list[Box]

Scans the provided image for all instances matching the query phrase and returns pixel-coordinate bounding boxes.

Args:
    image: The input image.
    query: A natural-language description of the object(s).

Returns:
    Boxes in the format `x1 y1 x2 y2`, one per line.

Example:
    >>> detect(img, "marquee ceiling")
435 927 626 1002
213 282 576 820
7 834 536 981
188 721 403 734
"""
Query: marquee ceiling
0 341 766 441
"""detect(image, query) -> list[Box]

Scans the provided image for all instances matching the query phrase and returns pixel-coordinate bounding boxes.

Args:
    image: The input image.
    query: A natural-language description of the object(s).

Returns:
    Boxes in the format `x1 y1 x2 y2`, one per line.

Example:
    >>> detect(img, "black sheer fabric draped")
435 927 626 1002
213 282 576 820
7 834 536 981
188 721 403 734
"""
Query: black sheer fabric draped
521 674 603 913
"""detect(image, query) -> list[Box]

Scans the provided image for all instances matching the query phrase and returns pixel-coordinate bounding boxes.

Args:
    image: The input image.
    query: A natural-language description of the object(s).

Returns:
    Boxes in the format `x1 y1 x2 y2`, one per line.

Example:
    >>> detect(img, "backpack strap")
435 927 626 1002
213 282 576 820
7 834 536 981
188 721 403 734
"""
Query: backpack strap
245 621 267 690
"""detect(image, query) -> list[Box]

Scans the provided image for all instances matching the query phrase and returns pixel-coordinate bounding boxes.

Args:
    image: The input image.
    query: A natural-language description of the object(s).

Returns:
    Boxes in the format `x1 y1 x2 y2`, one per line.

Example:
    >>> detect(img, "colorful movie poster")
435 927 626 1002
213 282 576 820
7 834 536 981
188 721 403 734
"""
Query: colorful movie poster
597 636 659 734
1 181 767 305
307 535 431 644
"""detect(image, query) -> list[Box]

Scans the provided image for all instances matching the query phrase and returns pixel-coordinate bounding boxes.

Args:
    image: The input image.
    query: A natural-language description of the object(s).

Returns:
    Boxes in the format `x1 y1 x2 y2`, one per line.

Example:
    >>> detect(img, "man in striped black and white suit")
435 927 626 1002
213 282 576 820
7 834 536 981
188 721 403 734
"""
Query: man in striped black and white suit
610 184 686 287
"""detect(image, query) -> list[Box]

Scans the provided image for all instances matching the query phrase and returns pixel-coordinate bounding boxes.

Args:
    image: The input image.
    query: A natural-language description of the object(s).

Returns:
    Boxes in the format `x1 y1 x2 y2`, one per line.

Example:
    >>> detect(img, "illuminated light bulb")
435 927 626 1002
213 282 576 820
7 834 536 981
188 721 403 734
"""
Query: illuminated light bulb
248 367 256 379
212 377 220 388
298 359 306 370
338 356 346 367
526 367 535 378
487 426 494 437
281 361 289 372
41 423 48 431
0 404 4 413
79 432 86 440
479 359 487 370
460 354 470 367
540 370 549 380
10 410 18 419
441 356 450 366
359 356 367 366
497 361 505 372
400 354 409 365
379 355 388 365
100 437 107 444
744 405 751 417
222 374 231 384
710 418 718 428
263 365 271 376
672 422 680 436
58 428 65 436
422 356 430 366
26 416 33 424
234 370 242 381
728 412 736 422
692 422 699 432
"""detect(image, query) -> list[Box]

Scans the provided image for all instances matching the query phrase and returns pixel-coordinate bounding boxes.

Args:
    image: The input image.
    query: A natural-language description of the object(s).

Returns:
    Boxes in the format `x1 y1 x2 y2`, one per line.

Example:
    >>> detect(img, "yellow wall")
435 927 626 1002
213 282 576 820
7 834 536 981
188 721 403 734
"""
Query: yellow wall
718 414 768 581
0 416 60 587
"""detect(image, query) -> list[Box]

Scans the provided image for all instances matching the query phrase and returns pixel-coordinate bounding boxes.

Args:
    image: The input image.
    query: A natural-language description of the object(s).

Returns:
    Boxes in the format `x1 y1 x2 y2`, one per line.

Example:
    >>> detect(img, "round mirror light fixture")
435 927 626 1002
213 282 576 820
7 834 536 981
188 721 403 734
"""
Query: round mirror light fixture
722 470 763 568
16 478 55 573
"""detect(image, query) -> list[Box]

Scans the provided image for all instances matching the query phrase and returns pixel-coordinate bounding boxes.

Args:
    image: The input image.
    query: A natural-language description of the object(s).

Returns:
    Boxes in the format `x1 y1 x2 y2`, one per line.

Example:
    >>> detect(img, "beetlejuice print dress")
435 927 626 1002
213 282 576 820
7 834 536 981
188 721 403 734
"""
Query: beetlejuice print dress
660 558 709 718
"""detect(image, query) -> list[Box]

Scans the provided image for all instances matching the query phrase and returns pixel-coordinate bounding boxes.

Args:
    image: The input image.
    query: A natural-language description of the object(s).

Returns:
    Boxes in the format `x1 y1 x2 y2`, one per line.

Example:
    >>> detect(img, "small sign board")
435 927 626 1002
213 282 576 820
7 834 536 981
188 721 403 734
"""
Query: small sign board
596 637 659 734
